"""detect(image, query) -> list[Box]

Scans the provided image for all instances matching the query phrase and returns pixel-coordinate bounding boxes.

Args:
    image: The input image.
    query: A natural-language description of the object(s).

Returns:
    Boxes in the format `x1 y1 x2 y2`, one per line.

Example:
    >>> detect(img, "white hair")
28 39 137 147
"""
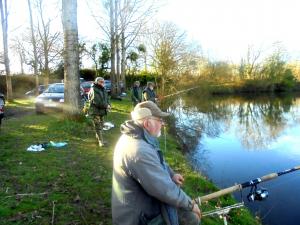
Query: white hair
95 77 104 83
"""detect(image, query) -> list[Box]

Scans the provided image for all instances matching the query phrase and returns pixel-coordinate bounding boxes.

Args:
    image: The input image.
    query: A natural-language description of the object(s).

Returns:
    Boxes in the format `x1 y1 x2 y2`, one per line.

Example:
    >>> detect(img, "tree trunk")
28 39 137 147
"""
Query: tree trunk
27 0 39 95
19 53 24 74
38 1 50 87
0 0 12 100
121 32 126 90
110 0 117 96
115 0 120 95
144 53 147 71
116 32 120 94
62 0 80 117
95 63 98 77
44 49 49 86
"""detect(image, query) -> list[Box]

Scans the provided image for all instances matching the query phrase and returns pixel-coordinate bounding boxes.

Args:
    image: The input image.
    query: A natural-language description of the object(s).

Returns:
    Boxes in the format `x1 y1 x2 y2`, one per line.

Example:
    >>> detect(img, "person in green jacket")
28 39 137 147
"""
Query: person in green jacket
143 81 157 103
88 77 111 147
131 81 142 106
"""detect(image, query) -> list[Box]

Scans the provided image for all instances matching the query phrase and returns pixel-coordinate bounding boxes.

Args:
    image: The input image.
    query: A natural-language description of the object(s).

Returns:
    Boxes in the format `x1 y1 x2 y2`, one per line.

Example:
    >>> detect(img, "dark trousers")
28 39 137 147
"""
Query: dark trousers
92 115 104 144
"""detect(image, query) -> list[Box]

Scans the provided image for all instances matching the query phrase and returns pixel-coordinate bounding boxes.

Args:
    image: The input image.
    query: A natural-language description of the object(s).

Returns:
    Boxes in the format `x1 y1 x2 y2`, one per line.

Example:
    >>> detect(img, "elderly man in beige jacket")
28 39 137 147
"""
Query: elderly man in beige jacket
112 101 201 225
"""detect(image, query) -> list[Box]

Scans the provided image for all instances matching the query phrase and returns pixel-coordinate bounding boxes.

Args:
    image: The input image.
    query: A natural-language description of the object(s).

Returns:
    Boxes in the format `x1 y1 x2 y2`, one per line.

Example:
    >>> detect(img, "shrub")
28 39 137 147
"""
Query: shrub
80 69 96 81
276 69 297 91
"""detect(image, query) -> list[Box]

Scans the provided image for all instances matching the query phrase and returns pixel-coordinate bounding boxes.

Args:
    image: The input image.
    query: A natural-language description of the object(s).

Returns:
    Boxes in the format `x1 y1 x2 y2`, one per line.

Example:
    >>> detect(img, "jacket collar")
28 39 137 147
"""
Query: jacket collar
120 120 159 148
143 128 159 148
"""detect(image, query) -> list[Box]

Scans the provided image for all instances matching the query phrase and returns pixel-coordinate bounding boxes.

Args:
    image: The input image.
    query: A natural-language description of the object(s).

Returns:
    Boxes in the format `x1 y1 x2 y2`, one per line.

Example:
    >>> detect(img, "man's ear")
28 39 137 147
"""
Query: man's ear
143 118 152 130
143 119 148 128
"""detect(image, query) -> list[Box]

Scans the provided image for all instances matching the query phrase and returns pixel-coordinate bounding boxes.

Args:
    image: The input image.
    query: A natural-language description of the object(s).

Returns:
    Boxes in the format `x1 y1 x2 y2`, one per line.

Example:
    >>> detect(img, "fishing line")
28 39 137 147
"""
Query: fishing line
259 203 277 221
164 126 167 153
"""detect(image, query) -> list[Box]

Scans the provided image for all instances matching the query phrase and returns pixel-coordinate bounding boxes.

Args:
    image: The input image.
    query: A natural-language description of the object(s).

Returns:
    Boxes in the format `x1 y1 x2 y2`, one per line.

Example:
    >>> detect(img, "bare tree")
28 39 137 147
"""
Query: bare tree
11 37 26 75
27 0 40 95
0 0 12 100
109 0 117 96
88 0 159 94
118 0 159 89
239 45 262 80
115 0 120 91
150 22 187 94
35 0 62 85
62 0 81 117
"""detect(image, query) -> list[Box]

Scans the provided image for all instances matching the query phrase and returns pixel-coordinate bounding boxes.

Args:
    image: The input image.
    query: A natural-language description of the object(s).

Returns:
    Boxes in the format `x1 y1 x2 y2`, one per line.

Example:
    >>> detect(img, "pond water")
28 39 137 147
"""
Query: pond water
167 93 300 225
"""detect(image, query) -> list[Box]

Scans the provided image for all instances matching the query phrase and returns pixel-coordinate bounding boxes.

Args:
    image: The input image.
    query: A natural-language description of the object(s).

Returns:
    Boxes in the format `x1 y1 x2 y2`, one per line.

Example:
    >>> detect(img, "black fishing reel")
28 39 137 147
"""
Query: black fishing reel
247 185 269 202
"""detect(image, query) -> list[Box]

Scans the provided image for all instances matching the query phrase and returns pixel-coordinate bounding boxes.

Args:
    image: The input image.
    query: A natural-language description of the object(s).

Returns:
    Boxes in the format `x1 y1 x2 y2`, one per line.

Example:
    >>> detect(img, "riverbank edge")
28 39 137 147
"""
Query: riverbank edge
0 97 261 225
162 116 261 225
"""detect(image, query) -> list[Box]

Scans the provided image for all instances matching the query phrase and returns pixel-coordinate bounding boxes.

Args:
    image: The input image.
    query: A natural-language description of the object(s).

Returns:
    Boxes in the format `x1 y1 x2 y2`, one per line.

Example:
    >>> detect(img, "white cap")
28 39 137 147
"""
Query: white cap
131 107 152 121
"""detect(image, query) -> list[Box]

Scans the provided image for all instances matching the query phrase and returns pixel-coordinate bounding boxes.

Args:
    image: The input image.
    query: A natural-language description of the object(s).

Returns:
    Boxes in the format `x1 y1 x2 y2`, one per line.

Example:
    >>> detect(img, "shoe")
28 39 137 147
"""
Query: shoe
98 141 108 147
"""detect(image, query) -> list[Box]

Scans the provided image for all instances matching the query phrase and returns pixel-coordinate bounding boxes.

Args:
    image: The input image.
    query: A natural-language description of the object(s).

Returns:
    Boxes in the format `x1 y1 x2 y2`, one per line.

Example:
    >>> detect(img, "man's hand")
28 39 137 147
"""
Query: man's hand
192 201 201 220
172 173 184 186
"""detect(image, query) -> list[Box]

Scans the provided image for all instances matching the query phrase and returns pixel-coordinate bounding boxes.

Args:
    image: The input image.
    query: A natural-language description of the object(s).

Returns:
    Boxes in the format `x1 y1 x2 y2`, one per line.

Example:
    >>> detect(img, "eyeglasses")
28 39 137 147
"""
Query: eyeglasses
149 117 165 125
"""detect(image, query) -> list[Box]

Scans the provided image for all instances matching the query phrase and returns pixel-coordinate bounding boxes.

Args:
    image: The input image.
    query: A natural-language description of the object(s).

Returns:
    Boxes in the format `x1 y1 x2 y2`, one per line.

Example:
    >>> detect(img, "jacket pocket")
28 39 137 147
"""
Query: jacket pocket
139 213 166 225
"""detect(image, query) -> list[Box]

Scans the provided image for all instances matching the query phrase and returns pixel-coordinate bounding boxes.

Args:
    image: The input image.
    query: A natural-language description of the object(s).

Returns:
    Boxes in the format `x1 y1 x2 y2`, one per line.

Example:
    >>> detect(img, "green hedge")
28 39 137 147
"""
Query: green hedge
0 75 60 98
0 71 160 98
126 72 158 88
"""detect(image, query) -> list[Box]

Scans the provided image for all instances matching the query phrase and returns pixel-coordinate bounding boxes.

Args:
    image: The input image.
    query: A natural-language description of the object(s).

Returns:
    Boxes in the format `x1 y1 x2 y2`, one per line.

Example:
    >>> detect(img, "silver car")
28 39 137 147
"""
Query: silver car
35 83 85 113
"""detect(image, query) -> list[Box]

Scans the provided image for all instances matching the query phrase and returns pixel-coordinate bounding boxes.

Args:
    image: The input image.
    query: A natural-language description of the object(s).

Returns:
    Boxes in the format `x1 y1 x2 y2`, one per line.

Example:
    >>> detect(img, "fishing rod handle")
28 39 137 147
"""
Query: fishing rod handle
260 173 278 182
196 184 242 204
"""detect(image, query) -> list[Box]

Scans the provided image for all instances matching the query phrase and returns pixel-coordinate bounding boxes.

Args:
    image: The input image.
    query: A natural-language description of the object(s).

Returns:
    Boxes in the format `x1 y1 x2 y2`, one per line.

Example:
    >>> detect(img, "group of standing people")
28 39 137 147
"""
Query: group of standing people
87 77 201 225
131 81 158 106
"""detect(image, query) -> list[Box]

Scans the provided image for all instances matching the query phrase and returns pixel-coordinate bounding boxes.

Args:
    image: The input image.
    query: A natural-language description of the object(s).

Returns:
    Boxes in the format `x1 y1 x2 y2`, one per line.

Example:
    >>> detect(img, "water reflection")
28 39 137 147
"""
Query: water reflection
165 92 300 225
167 93 299 151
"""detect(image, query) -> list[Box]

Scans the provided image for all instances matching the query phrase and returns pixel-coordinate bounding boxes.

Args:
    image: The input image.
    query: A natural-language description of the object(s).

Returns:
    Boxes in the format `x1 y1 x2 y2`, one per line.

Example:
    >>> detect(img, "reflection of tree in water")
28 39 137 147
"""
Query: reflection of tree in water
165 92 296 151
165 94 234 151
187 147 213 178
235 95 293 150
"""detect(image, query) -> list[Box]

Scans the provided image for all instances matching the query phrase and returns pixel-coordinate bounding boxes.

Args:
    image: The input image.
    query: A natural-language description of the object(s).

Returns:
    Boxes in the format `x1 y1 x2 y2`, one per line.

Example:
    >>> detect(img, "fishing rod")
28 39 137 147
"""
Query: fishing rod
160 86 200 99
195 165 300 224
196 165 300 204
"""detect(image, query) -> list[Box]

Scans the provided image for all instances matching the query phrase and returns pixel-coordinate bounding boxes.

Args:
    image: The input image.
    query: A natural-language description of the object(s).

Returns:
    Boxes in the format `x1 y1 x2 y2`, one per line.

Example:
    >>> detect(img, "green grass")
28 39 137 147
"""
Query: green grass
5 98 35 107
0 97 260 225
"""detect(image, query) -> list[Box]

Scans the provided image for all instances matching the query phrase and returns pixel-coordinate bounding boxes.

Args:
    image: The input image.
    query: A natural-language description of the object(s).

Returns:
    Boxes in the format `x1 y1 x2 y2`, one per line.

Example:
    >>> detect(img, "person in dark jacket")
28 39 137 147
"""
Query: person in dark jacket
131 81 142 106
143 82 157 103
112 101 201 225
0 93 5 126
88 77 111 147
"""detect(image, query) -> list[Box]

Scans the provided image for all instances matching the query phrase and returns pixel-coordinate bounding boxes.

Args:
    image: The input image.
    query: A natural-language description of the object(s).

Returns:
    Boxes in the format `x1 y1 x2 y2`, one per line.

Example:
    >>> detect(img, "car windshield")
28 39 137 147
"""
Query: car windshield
39 85 46 91
45 84 64 93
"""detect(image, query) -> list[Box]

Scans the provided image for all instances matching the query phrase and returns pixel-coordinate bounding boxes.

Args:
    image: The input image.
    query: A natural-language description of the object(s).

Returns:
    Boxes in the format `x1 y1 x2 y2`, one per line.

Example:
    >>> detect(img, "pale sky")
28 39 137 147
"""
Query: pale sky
158 0 300 62
4 0 300 72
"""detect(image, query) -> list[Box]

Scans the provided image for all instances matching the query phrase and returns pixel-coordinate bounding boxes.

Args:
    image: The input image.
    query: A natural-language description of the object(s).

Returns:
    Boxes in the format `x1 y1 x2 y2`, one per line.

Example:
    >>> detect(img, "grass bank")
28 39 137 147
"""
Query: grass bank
0 97 260 225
